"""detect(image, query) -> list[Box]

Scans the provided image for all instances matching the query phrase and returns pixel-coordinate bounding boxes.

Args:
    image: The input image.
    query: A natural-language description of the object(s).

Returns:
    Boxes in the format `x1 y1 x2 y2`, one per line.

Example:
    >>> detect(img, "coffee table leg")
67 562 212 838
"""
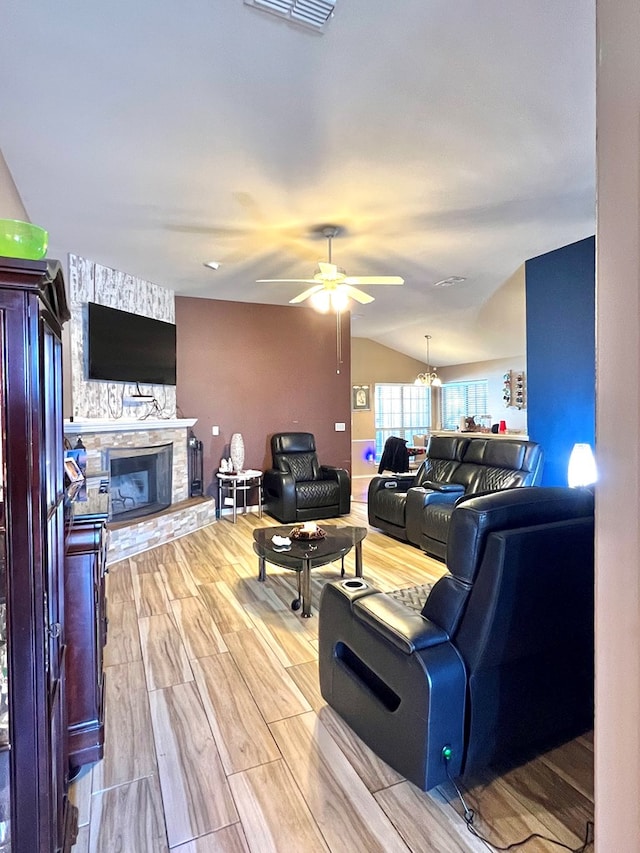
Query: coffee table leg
301 559 312 618
355 541 363 578
258 555 266 582
290 572 302 612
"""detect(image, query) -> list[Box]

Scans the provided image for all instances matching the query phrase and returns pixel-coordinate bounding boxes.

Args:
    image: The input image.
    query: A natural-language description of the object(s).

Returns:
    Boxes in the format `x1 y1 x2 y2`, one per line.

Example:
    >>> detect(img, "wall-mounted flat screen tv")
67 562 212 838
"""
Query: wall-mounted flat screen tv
87 302 177 386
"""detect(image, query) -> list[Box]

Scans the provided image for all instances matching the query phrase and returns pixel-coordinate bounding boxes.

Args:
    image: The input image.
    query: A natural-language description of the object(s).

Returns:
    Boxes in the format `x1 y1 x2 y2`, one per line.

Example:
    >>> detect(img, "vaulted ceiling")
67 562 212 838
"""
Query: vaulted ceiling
0 1 595 365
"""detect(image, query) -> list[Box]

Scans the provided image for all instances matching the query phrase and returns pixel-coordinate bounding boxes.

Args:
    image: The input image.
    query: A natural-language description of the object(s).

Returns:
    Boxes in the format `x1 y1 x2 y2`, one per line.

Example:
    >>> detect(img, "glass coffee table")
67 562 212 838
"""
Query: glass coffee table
252 525 367 618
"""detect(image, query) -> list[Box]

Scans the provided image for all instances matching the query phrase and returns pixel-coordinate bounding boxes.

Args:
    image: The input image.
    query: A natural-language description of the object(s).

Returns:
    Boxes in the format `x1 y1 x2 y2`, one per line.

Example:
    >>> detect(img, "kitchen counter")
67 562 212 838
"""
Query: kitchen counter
430 430 529 440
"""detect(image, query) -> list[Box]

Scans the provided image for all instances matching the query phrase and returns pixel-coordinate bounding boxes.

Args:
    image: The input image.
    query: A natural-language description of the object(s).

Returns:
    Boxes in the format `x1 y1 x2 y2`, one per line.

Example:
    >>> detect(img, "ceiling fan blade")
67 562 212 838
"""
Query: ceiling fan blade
318 262 340 279
344 285 375 304
289 285 325 304
343 275 405 285
256 278 318 284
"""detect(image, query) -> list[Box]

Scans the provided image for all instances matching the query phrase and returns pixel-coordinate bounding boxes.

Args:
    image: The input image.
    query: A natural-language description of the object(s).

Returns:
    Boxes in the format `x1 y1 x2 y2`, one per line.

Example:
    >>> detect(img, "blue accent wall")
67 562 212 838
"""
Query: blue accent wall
525 236 595 486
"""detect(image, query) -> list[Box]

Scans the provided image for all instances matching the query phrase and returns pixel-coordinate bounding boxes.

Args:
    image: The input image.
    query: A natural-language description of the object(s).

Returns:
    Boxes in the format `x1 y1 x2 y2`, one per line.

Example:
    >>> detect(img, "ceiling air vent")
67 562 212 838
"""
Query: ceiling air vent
244 0 336 31
433 276 467 288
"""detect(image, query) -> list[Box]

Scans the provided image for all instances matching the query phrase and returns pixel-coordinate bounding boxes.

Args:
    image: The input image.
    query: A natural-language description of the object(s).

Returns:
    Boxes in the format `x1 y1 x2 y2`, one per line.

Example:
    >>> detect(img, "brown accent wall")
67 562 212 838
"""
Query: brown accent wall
175 296 351 496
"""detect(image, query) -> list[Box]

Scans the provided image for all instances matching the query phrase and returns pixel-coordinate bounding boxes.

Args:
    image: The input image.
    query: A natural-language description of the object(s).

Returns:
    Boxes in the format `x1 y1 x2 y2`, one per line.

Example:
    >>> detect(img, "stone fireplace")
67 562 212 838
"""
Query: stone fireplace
108 443 173 521
64 417 217 562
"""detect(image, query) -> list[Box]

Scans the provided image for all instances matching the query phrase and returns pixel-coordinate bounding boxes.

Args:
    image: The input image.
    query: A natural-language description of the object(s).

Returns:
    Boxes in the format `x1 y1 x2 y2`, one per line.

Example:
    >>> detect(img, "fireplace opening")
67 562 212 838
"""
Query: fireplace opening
107 443 173 521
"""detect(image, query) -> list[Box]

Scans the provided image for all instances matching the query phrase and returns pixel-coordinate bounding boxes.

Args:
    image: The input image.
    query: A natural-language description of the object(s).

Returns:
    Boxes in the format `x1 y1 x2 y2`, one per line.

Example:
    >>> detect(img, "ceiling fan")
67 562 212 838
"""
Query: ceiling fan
257 225 404 310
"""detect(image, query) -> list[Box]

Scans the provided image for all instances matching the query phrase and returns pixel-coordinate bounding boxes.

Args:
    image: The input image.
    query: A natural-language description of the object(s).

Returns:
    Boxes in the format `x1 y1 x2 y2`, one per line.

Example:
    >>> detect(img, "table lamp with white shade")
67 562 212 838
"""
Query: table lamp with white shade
567 443 597 488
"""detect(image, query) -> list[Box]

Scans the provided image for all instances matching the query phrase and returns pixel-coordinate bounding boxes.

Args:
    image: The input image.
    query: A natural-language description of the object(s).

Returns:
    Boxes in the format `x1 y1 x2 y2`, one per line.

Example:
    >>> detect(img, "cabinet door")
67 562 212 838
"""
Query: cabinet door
66 518 107 773
41 314 68 852
0 314 11 850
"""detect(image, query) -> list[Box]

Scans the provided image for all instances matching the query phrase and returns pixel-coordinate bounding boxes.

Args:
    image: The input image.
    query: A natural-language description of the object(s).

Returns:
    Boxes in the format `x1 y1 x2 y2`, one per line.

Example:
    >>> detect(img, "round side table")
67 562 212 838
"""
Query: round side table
216 469 263 523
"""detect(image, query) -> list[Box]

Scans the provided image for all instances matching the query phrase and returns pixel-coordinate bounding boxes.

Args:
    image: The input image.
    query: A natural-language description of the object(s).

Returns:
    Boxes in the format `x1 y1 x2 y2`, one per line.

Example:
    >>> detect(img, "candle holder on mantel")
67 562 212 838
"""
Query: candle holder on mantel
229 433 245 473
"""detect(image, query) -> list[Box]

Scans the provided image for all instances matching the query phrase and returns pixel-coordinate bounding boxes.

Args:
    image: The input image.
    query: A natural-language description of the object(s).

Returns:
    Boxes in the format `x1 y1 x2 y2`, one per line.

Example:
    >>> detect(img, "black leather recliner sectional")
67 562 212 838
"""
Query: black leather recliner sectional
319 486 594 791
368 434 544 559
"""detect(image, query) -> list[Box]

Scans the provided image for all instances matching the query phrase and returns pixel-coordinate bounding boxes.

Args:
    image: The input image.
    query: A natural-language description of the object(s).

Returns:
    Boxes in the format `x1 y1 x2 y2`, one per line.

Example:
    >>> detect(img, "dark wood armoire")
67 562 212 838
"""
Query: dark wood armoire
0 257 77 852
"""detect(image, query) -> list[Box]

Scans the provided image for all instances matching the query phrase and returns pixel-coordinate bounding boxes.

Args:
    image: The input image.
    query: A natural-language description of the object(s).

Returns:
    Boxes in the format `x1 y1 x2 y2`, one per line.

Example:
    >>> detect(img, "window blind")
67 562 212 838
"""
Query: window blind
441 380 488 430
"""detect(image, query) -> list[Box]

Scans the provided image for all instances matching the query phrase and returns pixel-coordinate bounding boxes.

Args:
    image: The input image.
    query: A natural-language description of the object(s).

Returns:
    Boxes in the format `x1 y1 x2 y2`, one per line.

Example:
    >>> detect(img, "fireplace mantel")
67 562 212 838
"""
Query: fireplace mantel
64 418 197 436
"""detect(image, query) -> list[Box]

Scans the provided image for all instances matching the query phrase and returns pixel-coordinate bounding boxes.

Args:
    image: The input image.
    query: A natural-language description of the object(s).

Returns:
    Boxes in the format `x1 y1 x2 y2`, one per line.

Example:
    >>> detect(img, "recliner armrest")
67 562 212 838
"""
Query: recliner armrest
320 465 351 514
318 578 467 790
454 487 505 506
409 487 463 506
320 464 347 479
405 486 463 545
368 474 415 496
421 481 465 494
263 468 297 521
263 468 294 488
353 593 449 654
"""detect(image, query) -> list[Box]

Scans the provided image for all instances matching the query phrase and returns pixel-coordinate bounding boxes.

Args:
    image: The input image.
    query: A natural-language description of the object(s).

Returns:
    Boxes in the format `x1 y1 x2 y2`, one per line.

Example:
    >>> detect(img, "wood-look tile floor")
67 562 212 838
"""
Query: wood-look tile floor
70 501 594 852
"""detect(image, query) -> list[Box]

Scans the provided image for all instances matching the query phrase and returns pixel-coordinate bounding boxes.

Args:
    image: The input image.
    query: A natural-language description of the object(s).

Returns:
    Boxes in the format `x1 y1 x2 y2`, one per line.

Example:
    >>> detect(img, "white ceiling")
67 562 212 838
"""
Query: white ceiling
0 0 595 366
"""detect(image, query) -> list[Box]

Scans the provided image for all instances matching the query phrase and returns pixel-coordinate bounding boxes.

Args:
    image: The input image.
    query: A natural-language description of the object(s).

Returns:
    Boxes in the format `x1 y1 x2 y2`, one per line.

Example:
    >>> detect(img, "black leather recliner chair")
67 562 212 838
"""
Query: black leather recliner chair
319 487 594 791
263 432 351 524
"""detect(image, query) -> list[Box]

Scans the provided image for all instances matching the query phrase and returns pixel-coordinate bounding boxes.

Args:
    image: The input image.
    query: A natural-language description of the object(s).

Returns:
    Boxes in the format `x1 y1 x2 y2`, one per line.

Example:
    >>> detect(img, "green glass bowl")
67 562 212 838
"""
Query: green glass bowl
0 219 48 260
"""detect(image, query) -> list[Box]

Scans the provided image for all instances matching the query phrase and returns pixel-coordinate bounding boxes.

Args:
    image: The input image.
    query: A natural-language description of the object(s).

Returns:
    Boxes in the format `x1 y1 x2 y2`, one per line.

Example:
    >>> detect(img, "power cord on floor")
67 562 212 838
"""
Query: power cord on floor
442 747 594 852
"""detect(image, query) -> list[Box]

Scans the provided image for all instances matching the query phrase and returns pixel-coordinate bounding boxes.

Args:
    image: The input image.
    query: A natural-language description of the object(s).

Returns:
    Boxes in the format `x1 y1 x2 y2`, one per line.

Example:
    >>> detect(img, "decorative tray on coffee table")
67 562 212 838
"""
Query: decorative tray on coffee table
290 526 326 540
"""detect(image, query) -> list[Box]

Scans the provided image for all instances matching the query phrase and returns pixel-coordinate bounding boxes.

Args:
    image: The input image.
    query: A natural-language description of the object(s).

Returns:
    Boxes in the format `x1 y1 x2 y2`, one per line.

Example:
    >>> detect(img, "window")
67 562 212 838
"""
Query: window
374 384 431 461
441 380 489 430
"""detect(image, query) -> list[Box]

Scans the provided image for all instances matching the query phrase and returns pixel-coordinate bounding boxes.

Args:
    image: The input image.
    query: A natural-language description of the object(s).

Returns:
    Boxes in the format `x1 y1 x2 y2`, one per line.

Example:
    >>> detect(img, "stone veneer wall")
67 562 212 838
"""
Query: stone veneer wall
68 253 177 420
64 255 218 561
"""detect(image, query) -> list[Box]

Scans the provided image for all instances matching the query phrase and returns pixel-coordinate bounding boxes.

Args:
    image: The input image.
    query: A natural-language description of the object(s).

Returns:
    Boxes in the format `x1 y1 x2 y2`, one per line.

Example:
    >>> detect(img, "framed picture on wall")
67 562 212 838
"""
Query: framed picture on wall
352 385 371 411
64 456 84 485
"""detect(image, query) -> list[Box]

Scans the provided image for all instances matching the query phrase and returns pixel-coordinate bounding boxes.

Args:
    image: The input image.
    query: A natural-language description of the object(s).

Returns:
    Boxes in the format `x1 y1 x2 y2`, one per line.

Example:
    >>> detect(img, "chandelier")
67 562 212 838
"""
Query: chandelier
415 335 442 387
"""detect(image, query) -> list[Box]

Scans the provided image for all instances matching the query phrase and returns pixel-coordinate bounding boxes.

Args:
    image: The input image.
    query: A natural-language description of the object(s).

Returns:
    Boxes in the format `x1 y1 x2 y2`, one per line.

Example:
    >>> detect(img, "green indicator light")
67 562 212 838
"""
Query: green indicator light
442 745 452 761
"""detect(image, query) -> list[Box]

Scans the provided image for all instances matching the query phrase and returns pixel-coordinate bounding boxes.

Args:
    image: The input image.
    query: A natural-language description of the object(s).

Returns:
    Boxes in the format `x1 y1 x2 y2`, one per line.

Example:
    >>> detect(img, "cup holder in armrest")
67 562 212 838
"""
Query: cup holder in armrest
342 579 368 591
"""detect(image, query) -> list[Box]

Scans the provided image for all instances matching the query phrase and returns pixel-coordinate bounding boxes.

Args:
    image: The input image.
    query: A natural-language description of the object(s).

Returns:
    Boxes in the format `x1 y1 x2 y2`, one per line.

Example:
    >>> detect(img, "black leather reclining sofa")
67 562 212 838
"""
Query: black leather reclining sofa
368 434 544 559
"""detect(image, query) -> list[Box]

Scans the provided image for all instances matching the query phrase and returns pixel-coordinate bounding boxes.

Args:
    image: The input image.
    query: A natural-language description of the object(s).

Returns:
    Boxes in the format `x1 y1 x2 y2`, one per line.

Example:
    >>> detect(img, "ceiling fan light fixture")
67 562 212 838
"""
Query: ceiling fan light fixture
307 284 349 313
331 285 350 311
310 289 331 313
258 223 403 310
